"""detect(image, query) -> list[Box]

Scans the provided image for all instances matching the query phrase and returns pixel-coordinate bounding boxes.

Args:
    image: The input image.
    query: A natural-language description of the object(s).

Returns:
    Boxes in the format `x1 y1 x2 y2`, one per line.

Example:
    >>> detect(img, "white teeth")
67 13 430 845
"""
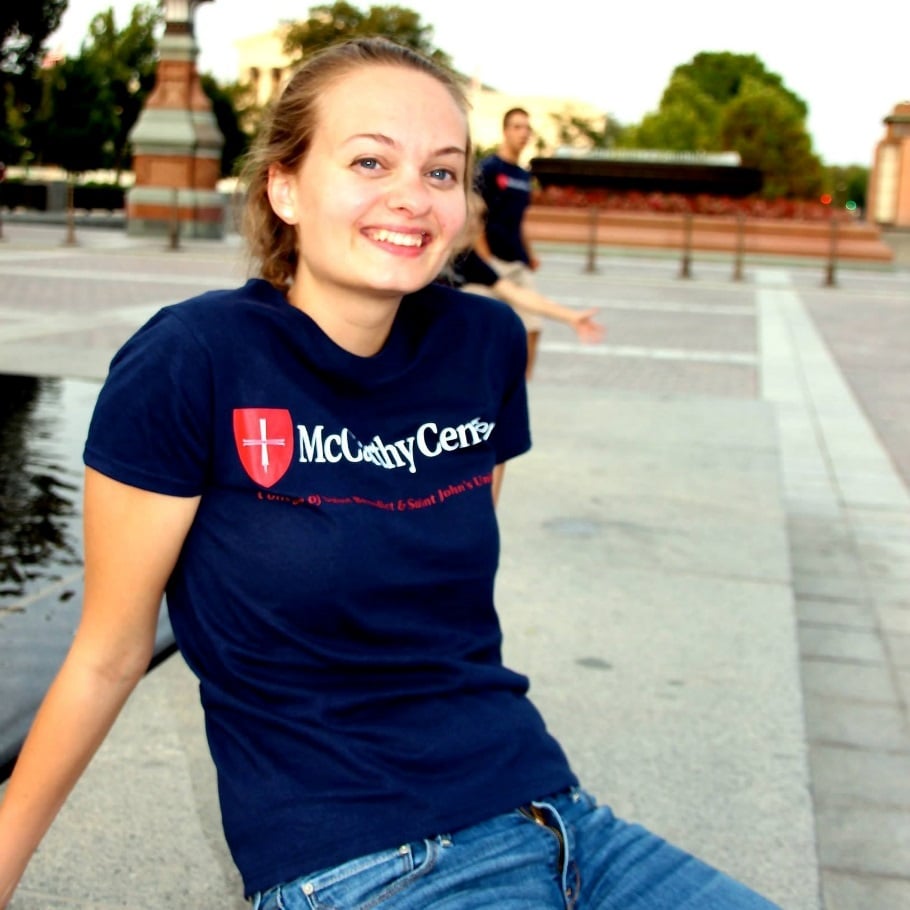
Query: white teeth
371 229 425 247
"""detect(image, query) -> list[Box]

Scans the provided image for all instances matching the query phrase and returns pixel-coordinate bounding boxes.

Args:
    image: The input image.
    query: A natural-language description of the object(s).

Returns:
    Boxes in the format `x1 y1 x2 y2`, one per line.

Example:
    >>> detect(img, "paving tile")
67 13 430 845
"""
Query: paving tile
855 539 910 580
793 571 870 603
885 631 910 669
897 670 910 711
814 805 910 879
822 869 910 910
797 625 887 663
803 693 910 752
809 744 910 809
868 579 910 610
800 659 898 703
797 599 876 630
878 606 910 634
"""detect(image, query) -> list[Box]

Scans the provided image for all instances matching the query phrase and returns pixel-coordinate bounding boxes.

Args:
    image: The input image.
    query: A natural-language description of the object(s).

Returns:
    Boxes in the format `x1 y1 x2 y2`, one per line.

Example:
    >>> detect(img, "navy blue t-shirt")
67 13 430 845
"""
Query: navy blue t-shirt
83 278 576 895
476 154 533 264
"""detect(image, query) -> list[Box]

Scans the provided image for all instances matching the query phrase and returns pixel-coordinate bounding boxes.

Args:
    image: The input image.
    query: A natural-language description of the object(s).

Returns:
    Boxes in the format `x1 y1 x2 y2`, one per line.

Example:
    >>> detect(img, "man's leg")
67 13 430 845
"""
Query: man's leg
489 257 543 379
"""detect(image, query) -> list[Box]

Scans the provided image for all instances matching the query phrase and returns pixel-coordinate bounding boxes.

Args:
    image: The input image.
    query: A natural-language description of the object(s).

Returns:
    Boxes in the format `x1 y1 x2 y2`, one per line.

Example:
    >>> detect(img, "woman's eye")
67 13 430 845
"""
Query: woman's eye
429 168 456 182
355 157 381 171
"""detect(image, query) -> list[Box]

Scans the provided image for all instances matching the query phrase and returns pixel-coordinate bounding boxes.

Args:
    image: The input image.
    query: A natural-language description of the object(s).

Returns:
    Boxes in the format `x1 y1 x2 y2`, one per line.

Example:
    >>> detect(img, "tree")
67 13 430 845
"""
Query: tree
200 74 254 178
549 109 624 151
81 4 160 173
0 0 67 162
27 3 160 176
623 73 720 152
617 51 824 199
34 53 119 173
824 164 868 211
283 2 451 67
719 77 823 199
0 1 66 75
672 51 807 118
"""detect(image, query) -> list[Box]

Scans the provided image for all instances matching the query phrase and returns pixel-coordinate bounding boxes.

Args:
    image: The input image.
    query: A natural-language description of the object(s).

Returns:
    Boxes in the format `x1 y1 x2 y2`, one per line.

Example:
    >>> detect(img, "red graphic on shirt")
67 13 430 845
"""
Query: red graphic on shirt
233 408 293 488
496 173 509 190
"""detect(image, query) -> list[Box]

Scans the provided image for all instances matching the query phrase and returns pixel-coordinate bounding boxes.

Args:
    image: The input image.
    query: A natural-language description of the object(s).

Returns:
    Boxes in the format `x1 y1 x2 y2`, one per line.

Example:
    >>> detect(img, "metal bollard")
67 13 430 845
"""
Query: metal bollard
64 179 77 246
732 213 745 281
678 211 693 279
823 218 839 288
168 188 181 251
584 205 599 274
0 160 5 241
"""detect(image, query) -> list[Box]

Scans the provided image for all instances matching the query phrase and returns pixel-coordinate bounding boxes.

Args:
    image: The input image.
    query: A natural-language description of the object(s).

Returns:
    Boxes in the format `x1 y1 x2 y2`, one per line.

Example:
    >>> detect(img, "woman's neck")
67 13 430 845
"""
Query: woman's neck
287 282 401 357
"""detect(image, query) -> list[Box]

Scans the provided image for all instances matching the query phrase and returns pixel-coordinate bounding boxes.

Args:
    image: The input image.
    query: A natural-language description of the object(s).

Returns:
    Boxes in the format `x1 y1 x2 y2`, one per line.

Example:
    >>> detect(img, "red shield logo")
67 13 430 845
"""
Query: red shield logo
233 408 294 488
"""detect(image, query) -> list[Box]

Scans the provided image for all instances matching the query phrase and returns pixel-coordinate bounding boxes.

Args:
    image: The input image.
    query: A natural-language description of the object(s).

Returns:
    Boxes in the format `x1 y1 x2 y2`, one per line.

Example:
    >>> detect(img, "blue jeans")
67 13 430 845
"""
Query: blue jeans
250 789 780 909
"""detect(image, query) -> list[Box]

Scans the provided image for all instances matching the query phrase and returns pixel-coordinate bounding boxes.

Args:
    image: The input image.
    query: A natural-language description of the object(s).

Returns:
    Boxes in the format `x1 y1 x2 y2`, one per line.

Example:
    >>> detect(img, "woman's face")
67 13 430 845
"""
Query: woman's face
270 64 469 307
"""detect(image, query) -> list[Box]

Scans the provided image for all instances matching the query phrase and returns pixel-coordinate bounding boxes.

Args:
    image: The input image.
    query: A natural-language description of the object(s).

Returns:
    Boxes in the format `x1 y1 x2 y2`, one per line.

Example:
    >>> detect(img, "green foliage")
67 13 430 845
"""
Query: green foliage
1 0 67 74
81 4 161 171
673 52 807 117
27 3 161 175
616 51 823 199
0 0 67 162
719 77 823 198
32 53 120 173
624 73 719 152
200 74 254 178
283 2 451 67
825 164 868 210
549 108 623 150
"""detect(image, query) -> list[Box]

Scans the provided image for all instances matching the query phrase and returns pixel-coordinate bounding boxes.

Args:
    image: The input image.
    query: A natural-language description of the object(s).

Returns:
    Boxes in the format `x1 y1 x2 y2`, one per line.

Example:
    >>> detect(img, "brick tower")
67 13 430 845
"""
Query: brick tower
126 0 225 238
868 101 910 228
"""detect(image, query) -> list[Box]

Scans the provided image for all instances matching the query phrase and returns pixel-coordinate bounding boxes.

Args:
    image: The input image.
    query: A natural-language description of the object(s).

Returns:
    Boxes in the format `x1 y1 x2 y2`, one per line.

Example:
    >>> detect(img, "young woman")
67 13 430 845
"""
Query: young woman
0 38 779 910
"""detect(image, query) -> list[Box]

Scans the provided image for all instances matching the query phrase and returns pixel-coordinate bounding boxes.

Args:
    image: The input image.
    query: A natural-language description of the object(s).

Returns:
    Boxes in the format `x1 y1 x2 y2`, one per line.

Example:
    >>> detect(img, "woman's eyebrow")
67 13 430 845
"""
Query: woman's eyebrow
343 132 467 157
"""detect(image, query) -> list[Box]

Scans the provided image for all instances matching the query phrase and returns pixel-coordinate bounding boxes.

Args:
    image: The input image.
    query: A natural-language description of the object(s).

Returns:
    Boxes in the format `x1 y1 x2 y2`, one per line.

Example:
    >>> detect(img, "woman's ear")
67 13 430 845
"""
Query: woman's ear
267 164 298 224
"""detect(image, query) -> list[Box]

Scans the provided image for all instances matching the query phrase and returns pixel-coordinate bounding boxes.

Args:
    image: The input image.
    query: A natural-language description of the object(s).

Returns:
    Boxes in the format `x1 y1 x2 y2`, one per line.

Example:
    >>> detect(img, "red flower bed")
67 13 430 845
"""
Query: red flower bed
532 186 849 221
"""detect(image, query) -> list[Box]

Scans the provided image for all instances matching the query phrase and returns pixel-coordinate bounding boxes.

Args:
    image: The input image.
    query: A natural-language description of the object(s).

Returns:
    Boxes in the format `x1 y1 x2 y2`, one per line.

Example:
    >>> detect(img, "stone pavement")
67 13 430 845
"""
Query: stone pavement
0 222 907 909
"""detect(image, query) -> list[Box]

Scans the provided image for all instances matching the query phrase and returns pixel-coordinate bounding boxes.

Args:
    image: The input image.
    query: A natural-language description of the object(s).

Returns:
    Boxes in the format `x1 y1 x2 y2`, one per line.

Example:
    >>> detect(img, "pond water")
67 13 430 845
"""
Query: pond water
0 374 96 606
0 374 173 778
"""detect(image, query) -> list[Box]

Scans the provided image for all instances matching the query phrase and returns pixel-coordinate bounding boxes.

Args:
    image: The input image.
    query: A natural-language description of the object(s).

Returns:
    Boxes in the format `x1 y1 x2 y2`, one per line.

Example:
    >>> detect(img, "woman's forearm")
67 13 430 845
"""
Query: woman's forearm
0 640 149 906
0 471 198 908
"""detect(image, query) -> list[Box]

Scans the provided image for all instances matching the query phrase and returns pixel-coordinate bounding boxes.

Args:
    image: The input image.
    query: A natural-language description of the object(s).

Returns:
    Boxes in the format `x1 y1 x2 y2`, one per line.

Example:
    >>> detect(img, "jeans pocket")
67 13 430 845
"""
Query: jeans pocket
278 838 440 910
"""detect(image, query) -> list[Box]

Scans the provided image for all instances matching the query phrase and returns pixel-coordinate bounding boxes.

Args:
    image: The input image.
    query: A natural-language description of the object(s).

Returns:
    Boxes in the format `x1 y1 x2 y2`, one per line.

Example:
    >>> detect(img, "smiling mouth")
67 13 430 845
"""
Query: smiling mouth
368 229 429 248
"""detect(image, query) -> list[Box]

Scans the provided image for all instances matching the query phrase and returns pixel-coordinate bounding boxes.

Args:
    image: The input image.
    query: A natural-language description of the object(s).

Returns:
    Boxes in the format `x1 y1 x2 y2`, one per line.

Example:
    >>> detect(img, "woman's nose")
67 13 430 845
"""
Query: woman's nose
385 170 432 216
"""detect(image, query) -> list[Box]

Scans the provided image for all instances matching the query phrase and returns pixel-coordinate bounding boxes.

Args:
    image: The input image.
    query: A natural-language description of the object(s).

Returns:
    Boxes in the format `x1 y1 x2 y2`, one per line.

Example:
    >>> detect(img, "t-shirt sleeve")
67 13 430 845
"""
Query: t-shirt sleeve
83 308 213 496
460 250 500 287
490 311 531 465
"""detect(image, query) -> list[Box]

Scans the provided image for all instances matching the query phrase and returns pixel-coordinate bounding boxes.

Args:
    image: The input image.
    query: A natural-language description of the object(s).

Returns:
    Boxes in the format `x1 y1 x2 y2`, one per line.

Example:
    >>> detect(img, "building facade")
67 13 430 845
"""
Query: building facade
234 28 607 164
868 101 910 228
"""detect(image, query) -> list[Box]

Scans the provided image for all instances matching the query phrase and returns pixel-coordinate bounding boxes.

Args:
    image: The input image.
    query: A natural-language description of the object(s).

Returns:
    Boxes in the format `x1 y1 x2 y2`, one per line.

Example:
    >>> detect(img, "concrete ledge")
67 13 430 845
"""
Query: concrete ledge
499 388 818 909
526 206 895 262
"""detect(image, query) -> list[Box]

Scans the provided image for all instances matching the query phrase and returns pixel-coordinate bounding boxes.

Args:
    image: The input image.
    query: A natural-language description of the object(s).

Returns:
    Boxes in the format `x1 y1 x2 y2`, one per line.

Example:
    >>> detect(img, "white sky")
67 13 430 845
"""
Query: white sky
48 0 910 166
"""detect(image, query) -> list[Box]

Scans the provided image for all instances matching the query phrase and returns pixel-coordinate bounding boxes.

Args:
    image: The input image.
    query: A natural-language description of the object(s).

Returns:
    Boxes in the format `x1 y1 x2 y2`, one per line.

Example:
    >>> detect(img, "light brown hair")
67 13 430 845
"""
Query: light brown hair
239 36 472 292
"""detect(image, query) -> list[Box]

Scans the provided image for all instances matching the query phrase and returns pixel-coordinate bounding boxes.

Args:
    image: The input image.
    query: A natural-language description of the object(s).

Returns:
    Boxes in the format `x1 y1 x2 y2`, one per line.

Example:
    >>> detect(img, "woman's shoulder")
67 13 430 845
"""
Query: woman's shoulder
109 280 285 371
164 278 284 325
410 281 522 335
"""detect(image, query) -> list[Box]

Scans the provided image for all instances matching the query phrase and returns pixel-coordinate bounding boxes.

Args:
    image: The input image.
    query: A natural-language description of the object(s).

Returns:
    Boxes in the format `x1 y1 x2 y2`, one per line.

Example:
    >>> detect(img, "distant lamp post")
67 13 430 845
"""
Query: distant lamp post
0 161 5 241
64 176 77 246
